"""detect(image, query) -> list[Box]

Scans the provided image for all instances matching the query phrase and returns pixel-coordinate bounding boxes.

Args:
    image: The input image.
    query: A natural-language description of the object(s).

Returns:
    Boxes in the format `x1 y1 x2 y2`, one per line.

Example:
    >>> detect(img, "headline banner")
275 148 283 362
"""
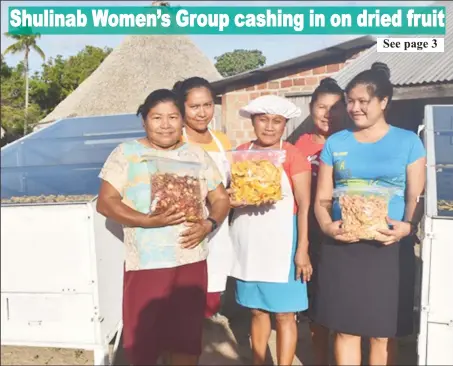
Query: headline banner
8 6 447 35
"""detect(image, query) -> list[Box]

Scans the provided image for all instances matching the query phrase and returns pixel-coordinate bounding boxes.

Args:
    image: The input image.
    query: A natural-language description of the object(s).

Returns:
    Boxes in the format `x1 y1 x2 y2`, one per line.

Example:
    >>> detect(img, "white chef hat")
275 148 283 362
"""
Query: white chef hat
239 95 302 120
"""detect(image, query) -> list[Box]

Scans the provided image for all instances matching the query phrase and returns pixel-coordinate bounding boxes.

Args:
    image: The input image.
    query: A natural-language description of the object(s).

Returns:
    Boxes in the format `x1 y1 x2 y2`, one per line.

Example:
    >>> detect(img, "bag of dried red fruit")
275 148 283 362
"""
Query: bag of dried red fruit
142 155 206 223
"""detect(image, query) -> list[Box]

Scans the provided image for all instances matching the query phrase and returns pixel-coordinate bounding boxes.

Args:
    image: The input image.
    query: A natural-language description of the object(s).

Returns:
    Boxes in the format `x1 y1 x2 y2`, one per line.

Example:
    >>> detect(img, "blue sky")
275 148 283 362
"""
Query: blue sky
2 0 433 73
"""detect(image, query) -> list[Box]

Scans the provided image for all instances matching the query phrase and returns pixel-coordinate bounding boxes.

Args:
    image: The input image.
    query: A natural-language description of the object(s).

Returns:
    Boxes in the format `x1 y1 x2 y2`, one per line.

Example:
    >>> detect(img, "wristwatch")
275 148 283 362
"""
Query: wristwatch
206 217 218 233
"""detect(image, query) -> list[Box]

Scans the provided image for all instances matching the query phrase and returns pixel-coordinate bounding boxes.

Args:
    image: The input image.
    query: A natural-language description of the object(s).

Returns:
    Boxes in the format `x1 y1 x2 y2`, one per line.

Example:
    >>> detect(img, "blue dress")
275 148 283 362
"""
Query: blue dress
235 215 309 313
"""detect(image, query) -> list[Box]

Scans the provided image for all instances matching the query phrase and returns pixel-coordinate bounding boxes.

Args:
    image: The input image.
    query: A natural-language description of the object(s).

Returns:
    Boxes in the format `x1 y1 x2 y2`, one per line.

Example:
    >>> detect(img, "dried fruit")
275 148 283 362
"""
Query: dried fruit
438 200 453 212
151 173 204 222
230 160 282 205
1 195 96 204
339 194 389 241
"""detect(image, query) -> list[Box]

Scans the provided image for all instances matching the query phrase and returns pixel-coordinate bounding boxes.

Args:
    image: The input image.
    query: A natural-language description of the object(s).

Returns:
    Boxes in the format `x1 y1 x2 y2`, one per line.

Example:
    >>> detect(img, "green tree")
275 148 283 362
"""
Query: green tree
30 55 66 114
1 45 111 138
1 55 12 79
1 62 43 136
3 33 45 134
31 46 112 114
214 49 266 77
62 45 113 95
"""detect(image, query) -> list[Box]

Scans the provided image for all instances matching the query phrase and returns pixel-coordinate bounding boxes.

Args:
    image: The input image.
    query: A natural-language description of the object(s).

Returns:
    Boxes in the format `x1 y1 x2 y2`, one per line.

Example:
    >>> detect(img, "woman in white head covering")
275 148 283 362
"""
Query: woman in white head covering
229 95 313 365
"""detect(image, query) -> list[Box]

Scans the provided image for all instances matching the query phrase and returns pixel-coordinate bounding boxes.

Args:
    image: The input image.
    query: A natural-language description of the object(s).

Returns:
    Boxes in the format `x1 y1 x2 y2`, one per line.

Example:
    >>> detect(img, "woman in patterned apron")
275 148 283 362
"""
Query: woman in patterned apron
294 77 346 365
173 77 234 319
97 89 230 365
229 95 313 365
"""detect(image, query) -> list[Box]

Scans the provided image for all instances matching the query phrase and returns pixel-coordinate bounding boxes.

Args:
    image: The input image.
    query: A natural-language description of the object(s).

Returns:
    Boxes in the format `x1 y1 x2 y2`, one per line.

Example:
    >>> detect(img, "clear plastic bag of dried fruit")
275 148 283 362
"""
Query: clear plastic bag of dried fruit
226 149 286 206
332 186 401 241
142 156 205 222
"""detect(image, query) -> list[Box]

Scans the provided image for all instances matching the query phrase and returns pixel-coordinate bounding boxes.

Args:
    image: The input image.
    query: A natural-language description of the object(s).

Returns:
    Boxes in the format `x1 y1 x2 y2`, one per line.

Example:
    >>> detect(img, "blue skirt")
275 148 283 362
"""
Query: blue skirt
235 215 309 313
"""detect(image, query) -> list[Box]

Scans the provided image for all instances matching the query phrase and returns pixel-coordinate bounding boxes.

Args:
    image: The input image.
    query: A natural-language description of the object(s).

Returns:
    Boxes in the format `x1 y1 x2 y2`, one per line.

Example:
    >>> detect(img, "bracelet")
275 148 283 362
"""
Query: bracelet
405 221 418 236
206 217 218 232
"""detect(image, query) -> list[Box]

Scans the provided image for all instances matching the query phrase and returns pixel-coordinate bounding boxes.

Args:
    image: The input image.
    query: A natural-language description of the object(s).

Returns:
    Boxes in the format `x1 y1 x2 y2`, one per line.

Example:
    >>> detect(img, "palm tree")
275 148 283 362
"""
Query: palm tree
3 33 45 135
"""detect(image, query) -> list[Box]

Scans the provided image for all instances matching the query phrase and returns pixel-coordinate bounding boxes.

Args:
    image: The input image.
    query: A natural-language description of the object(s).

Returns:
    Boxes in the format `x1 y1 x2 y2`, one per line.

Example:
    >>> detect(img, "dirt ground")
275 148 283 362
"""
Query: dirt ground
0 310 419 366
0 294 421 365
1 244 422 366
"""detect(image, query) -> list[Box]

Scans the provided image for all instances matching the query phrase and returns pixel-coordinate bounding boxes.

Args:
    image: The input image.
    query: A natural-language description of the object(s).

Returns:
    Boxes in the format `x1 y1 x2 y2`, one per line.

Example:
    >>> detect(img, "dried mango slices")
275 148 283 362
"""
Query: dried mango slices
438 200 453 212
231 160 282 205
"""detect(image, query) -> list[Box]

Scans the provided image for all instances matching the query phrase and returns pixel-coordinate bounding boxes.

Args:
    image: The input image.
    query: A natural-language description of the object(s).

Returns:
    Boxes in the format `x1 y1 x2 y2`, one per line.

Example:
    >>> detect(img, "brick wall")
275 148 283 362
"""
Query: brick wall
222 50 365 147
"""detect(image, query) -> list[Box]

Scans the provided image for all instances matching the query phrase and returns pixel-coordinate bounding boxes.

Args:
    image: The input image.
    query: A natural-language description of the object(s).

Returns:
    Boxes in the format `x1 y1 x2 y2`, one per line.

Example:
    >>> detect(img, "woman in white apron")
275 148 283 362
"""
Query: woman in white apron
229 95 313 366
173 77 234 319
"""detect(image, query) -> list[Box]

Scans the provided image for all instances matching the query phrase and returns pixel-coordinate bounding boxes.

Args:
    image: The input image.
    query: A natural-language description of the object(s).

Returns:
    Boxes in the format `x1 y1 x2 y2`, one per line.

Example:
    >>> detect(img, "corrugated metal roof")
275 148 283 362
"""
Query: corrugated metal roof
334 1 453 88
211 36 376 94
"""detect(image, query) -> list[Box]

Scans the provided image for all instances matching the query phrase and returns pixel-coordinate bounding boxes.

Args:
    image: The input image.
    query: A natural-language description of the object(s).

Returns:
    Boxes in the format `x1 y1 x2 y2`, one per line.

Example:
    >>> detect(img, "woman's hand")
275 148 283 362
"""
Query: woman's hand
323 220 359 243
295 249 313 283
227 188 247 208
376 217 412 245
179 220 212 249
145 205 186 228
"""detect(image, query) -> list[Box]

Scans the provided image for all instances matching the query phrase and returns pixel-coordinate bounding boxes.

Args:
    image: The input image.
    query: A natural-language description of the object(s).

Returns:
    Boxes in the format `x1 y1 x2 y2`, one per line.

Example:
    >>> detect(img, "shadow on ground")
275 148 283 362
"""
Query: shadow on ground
1 251 421 366
222 270 420 366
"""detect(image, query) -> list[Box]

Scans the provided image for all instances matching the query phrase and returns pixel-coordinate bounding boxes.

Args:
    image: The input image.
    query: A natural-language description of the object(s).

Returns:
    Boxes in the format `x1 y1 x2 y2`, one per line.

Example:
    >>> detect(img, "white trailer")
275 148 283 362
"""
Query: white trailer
418 105 453 365
1 114 145 365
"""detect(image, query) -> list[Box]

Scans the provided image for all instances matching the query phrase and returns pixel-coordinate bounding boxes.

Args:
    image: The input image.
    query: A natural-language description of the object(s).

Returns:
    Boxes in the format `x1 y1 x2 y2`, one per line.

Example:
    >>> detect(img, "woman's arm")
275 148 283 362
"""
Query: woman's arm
97 144 153 227
404 157 426 224
97 143 186 228
97 181 149 227
314 162 354 242
314 162 335 232
293 171 314 282
97 180 185 228
292 171 311 252
377 156 427 245
206 183 231 227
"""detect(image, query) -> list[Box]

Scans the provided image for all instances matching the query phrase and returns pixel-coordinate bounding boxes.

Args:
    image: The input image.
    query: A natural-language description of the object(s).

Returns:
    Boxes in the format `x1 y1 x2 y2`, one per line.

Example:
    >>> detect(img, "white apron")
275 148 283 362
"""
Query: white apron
230 141 295 283
183 128 234 292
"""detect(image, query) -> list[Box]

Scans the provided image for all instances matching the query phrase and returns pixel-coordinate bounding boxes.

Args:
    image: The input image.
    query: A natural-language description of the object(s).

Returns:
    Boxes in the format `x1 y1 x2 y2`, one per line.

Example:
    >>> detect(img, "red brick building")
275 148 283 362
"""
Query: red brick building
211 36 376 147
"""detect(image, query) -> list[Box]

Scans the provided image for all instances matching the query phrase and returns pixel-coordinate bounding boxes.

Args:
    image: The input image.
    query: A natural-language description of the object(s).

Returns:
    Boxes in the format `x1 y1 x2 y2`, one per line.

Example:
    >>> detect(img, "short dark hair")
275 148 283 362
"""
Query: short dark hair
310 77 345 108
345 62 393 110
172 76 215 103
136 89 184 119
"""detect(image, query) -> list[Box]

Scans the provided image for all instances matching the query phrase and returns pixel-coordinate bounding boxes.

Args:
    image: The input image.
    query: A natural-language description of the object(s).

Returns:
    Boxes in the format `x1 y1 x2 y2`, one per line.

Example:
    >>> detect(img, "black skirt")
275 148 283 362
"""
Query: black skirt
308 237 416 338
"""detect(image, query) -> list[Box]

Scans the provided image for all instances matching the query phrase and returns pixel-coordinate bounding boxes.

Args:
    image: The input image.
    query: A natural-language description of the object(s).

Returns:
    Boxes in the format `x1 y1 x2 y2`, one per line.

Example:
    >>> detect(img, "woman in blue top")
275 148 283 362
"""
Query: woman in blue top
310 62 426 366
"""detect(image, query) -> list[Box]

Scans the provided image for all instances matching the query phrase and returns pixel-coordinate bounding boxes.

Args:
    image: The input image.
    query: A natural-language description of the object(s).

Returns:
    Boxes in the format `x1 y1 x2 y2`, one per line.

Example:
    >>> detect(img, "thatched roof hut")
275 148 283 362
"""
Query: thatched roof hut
36 35 222 129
